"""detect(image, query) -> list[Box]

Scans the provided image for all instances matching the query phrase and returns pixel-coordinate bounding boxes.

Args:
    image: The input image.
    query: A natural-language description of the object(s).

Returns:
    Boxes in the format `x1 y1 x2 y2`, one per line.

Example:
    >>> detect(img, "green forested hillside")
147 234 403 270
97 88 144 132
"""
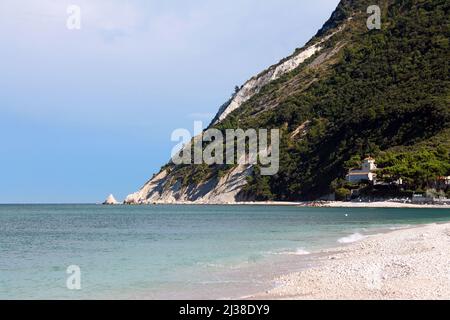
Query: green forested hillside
215 0 450 200
163 0 450 201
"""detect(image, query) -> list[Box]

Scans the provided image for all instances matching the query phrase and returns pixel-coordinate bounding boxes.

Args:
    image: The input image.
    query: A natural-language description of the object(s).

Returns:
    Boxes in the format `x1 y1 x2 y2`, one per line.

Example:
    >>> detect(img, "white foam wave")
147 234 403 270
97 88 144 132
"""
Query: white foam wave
388 225 411 230
338 233 366 244
270 248 311 256
287 249 311 256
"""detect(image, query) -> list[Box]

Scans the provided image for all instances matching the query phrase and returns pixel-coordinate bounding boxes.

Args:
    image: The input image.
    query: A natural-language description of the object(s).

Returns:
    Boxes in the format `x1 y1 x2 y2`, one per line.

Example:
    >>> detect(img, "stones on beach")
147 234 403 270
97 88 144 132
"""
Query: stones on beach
257 223 450 300
103 194 119 205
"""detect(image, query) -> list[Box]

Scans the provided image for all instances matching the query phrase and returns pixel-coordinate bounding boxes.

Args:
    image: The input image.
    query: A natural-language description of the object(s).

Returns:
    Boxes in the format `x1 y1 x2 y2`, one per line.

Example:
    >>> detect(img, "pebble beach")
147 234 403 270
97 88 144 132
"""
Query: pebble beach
253 222 450 300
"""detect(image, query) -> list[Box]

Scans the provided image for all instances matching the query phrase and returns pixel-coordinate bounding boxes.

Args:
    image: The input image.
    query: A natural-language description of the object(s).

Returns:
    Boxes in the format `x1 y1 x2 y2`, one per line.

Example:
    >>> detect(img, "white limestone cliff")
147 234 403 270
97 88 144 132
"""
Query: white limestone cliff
211 31 341 126
125 24 346 205
124 165 253 204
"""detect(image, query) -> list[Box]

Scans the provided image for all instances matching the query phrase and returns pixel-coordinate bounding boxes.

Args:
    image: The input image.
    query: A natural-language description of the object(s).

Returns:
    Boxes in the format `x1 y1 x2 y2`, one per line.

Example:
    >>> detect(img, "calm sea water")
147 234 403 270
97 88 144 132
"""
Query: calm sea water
0 204 449 299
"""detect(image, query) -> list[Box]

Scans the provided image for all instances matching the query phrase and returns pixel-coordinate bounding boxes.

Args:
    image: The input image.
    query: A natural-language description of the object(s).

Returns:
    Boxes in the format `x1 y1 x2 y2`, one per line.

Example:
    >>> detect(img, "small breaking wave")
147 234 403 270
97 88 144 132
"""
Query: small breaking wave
269 248 311 256
388 225 411 230
338 233 366 244
286 248 311 256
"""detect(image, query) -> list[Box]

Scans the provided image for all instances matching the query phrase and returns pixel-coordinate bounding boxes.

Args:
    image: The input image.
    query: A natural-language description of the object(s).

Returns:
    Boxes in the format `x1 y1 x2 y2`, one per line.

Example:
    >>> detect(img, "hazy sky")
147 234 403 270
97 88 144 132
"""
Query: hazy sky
0 0 340 203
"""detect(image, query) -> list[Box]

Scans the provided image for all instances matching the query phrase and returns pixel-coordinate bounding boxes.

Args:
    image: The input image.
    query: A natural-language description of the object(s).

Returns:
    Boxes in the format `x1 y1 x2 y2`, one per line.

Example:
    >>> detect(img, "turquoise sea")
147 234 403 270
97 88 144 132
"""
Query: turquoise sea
0 204 449 299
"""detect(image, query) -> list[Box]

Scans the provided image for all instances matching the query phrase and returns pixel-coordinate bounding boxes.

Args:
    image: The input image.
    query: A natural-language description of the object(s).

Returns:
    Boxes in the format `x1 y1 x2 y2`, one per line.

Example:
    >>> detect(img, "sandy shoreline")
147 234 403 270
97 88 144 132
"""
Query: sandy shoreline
119 201 450 209
245 201 450 209
317 201 450 209
250 222 450 300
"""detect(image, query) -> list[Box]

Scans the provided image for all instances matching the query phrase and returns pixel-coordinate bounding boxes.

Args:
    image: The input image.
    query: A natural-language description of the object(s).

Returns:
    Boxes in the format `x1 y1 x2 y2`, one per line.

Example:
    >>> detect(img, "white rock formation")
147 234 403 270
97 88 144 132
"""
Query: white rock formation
125 25 347 205
124 165 253 205
211 31 341 125
103 194 119 205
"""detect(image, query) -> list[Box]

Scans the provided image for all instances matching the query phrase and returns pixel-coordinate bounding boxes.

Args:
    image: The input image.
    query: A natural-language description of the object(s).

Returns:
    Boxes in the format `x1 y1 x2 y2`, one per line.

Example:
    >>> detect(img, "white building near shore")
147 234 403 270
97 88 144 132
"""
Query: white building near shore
346 157 377 183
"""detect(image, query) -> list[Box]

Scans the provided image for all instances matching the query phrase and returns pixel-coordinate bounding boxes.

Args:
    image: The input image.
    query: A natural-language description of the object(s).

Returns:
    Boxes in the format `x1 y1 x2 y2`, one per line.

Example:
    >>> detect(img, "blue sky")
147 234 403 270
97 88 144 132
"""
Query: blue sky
0 0 340 203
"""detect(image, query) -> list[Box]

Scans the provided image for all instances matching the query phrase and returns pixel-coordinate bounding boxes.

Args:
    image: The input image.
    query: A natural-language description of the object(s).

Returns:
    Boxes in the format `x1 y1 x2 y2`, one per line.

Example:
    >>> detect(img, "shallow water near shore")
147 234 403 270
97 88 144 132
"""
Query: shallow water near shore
1 204 449 299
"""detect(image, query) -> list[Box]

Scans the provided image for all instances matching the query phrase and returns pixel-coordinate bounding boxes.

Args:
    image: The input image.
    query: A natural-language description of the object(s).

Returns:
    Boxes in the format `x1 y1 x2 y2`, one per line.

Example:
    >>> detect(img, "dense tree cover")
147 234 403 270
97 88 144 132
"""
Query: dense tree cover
165 0 450 200
241 166 274 201
377 131 450 189
220 0 450 200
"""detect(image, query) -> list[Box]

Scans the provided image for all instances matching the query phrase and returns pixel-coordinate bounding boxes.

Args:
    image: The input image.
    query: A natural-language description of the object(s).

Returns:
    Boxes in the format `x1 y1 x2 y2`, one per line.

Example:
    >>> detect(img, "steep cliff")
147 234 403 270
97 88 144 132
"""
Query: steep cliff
125 0 450 204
